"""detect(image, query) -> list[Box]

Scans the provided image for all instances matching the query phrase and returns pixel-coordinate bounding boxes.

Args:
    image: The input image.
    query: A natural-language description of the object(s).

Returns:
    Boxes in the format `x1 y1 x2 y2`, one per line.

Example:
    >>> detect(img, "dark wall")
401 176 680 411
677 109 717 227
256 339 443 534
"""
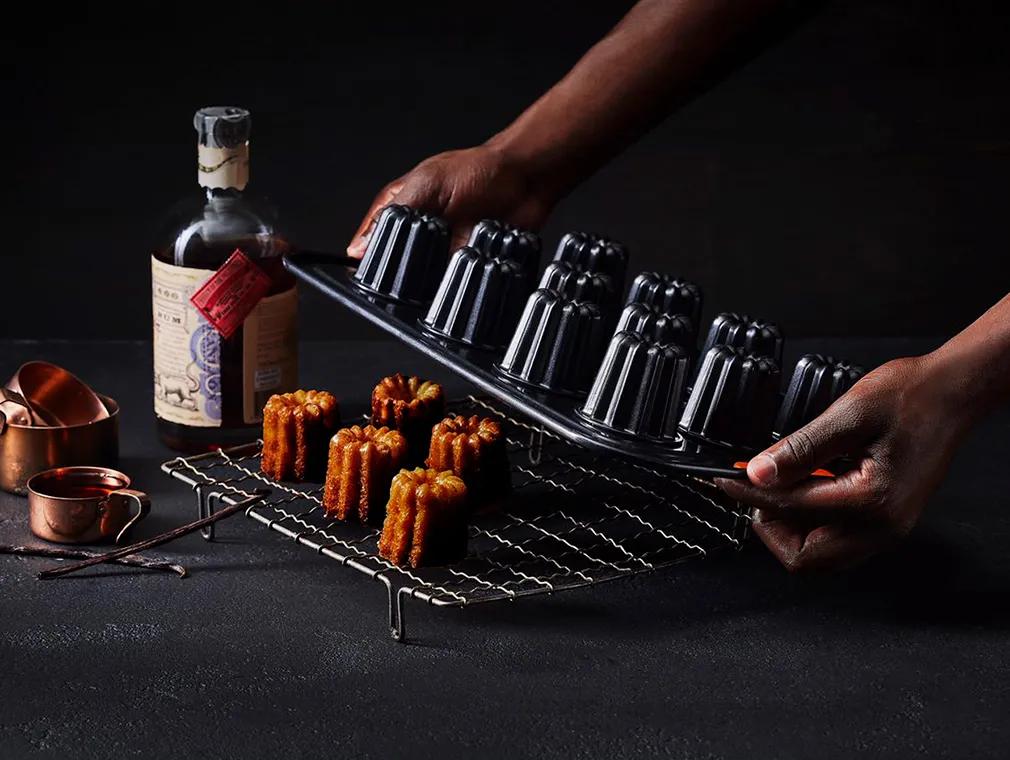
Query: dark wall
3 1 1008 341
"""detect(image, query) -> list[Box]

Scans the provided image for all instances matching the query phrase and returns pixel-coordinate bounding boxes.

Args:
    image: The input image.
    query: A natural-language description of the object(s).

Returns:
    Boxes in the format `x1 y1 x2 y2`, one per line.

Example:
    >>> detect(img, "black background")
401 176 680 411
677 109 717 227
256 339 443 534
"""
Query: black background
3 1 1008 341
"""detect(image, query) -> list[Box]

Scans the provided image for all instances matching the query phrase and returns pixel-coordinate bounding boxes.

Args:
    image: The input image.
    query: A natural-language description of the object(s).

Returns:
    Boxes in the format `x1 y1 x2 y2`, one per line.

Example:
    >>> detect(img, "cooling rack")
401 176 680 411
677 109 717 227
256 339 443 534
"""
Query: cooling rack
161 396 750 642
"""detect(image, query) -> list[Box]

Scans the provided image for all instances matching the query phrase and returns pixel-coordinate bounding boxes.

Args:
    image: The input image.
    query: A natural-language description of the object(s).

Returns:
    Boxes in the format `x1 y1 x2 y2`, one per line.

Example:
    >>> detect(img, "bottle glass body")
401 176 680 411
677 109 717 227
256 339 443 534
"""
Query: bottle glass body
153 187 296 452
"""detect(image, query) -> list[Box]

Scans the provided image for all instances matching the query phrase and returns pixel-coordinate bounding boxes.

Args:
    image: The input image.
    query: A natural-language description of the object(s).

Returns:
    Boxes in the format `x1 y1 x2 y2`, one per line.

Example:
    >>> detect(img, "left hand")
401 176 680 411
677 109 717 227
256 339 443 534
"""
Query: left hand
716 356 970 572
346 144 554 258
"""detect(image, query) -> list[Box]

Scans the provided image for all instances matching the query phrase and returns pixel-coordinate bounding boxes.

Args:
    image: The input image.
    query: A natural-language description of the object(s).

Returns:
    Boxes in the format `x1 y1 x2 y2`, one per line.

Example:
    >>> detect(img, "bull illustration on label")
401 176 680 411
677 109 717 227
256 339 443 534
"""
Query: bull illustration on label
154 370 199 410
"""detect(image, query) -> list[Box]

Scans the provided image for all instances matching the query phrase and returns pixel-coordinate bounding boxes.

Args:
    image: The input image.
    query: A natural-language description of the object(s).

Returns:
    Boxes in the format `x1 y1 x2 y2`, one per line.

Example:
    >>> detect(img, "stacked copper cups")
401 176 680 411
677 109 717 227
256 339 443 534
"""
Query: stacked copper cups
0 361 119 495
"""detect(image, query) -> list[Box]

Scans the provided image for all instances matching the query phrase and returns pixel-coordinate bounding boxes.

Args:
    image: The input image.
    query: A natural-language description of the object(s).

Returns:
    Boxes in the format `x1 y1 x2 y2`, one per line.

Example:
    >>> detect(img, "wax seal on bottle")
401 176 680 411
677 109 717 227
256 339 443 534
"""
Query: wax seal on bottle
194 106 251 148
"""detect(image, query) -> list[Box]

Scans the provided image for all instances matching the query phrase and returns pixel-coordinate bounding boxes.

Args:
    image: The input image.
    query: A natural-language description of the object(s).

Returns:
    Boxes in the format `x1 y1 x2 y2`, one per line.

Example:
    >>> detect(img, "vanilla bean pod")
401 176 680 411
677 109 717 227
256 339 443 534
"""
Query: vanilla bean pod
38 492 265 580
0 544 188 578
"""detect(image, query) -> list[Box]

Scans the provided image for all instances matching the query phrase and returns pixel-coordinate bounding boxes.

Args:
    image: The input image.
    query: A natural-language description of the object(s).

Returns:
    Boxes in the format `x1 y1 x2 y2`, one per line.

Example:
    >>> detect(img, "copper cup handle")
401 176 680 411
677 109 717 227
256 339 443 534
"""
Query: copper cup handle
0 388 32 433
102 489 151 544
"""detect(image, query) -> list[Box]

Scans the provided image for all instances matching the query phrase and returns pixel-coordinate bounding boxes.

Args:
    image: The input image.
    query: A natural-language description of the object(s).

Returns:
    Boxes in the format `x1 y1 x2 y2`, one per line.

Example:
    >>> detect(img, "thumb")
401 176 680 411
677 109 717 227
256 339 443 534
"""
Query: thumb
346 175 452 258
747 397 873 489
346 180 405 259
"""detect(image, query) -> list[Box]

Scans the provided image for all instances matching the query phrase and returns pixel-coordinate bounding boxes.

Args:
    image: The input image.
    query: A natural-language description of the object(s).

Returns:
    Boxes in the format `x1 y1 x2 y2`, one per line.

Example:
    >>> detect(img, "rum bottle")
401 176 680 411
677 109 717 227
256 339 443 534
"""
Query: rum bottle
152 106 297 451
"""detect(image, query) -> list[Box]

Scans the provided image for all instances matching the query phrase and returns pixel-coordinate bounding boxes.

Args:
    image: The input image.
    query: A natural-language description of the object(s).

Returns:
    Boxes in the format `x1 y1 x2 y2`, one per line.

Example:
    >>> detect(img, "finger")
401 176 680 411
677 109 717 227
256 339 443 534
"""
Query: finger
346 180 405 258
733 461 836 478
750 515 803 568
752 514 895 573
390 177 473 249
450 225 475 253
384 174 442 212
716 460 880 515
747 396 876 489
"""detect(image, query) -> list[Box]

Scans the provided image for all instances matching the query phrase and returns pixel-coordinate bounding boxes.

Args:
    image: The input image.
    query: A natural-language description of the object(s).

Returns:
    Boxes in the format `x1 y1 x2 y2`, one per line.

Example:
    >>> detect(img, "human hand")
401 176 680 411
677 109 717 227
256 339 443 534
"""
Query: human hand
346 144 554 258
717 355 971 572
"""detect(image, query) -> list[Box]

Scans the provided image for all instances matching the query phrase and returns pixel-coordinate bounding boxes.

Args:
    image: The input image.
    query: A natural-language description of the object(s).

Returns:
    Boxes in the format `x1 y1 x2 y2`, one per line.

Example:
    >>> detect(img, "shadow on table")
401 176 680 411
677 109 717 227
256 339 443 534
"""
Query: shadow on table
799 526 1010 628
440 522 1010 642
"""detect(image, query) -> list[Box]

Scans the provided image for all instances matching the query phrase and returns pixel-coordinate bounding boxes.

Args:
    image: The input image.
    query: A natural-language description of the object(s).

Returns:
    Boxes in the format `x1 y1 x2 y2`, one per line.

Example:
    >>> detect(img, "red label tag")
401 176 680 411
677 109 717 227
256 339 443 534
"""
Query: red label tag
190 250 272 338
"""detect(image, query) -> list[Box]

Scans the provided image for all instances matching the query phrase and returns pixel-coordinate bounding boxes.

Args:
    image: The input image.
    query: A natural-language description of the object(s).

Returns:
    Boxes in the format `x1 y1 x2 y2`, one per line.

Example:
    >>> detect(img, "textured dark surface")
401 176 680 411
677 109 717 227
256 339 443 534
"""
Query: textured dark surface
1 338 1008 759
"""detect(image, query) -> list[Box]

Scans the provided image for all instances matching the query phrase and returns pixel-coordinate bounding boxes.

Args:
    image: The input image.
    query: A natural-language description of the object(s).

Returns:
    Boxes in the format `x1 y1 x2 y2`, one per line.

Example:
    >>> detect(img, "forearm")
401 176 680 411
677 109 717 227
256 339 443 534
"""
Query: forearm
923 292 1010 425
486 0 790 206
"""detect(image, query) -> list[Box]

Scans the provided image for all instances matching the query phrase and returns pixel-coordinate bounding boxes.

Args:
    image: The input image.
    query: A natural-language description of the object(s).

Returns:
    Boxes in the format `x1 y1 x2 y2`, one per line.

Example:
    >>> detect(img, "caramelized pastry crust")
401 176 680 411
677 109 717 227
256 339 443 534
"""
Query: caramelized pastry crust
378 468 468 568
371 374 445 460
261 390 340 481
426 415 511 505
322 425 407 525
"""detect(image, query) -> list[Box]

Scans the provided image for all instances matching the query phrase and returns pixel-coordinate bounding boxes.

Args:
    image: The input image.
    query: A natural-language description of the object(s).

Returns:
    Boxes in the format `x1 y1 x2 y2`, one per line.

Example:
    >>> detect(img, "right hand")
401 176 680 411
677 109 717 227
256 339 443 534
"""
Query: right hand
346 144 553 258
716 356 970 572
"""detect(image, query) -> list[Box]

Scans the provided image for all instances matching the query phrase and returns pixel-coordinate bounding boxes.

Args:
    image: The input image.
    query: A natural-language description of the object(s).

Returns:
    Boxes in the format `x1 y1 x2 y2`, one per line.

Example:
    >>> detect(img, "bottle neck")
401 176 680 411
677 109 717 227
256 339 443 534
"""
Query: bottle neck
197 141 249 191
204 187 244 204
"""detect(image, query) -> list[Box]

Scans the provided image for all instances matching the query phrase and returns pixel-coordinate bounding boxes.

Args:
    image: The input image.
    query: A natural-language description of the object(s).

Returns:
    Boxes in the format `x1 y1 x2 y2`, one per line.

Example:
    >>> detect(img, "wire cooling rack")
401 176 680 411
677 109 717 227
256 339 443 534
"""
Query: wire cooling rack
161 396 750 641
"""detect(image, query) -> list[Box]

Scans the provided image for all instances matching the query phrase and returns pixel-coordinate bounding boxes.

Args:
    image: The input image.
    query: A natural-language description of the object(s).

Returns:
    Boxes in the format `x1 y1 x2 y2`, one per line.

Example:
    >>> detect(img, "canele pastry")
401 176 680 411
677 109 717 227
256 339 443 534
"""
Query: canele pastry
426 415 511 507
371 374 445 461
261 390 340 481
378 468 468 568
322 425 407 525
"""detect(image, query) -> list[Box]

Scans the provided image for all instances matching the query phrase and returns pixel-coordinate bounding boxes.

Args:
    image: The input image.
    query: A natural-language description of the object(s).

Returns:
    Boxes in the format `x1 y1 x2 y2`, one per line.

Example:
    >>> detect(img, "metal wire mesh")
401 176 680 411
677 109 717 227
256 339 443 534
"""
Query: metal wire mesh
161 395 750 640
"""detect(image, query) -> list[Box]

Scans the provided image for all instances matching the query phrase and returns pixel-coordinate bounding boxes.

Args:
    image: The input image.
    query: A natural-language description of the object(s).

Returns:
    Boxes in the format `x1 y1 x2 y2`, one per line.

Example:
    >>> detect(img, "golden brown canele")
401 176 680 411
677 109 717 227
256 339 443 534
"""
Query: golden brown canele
322 425 407 525
261 390 340 481
426 415 511 506
371 374 445 460
378 468 468 568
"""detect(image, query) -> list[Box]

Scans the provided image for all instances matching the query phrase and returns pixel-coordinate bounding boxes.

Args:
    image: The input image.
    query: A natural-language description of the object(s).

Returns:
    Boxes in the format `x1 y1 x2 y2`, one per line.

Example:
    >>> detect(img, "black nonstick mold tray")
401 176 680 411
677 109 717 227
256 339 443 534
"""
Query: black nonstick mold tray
286 205 863 478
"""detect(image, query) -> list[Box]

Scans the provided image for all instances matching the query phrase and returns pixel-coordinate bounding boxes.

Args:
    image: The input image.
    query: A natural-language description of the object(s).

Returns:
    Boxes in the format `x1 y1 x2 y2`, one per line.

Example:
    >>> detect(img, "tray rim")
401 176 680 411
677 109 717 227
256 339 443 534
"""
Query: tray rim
285 251 749 479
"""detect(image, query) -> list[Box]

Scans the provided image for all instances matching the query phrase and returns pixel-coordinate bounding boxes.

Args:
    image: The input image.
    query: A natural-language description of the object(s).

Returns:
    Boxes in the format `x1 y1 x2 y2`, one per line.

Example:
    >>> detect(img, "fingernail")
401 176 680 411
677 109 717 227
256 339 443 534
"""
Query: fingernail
748 454 777 487
346 237 367 259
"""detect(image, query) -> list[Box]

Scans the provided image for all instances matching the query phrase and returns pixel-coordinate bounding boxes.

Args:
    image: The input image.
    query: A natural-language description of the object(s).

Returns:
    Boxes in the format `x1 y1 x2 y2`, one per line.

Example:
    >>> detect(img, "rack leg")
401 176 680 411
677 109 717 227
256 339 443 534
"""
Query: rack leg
528 428 544 466
201 490 221 541
378 574 409 642
735 501 754 545
393 587 413 643
193 485 216 542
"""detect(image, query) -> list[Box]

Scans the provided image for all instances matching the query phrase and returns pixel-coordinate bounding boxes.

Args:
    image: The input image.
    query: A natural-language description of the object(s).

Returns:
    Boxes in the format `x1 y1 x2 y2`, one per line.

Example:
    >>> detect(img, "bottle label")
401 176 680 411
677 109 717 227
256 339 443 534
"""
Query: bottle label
152 256 297 427
198 143 249 190
190 250 272 339
242 287 298 424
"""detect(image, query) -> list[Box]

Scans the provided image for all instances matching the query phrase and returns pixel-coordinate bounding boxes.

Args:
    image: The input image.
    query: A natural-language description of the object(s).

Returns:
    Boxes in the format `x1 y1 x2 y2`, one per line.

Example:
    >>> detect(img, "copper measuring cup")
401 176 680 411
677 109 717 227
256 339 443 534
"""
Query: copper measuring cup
3 361 109 427
27 466 150 544
0 394 120 495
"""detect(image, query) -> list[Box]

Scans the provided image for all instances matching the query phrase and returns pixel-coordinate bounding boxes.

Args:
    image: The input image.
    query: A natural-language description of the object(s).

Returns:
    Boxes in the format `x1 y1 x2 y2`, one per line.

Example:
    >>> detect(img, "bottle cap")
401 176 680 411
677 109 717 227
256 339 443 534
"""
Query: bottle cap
193 106 251 148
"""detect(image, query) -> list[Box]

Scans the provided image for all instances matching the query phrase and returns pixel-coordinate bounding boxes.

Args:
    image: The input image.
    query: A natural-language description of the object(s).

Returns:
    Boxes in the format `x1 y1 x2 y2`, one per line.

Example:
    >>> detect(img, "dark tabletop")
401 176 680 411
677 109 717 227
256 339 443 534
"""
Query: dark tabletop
1 337 1007 759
